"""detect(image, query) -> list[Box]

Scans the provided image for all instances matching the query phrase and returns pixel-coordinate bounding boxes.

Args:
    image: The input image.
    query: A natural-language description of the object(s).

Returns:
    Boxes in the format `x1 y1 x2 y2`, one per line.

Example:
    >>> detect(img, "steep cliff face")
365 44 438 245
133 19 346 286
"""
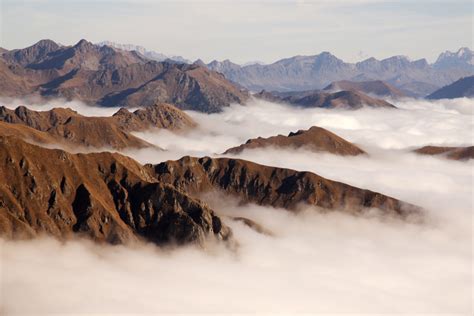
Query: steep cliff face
224 126 366 156
149 156 420 217
0 136 231 245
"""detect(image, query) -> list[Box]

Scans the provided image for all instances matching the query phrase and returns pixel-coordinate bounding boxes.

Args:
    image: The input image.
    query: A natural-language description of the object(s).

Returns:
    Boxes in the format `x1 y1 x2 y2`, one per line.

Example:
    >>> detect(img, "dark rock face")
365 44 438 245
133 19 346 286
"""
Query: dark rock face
0 103 195 149
255 89 396 109
224 126 366 156
414 145 474 161
0 39 249 113
426 76 474 99
0 136 232 245
148 156 421 217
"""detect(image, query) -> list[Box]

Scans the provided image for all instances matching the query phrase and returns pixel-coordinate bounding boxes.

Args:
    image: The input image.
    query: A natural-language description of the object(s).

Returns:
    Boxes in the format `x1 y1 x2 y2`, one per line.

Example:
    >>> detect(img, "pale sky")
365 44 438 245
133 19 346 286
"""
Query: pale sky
0 0 472 64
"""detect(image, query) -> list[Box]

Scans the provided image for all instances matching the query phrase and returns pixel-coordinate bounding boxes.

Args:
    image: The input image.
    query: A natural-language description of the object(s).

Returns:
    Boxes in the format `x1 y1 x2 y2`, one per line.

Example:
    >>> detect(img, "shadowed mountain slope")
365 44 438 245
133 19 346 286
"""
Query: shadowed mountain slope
149 156 420 217
426 76 474 99
0 136 231 245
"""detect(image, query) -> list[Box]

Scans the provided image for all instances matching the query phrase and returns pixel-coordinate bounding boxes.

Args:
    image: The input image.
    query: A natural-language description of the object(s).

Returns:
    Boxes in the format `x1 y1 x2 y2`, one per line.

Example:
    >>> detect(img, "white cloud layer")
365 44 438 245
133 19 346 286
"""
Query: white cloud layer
1 97 473 314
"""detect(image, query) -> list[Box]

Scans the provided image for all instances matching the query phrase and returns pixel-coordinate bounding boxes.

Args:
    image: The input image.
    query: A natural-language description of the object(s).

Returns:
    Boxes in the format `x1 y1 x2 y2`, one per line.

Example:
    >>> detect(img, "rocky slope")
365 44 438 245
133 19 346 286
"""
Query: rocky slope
148 156 420 217
206 48 474 96
426 76 474 99
0 103 195 149
414 145 474 161
323 80 406 98
255 89 396 109
0 136 231 245
0 39 249 113
224 126 366 155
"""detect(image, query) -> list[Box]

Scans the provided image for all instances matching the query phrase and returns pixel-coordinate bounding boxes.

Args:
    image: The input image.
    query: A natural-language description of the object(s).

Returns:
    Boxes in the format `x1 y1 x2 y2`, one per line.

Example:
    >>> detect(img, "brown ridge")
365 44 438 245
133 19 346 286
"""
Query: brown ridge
0 103 195 149
148 156 421 218
255 89 396 109
224 126 366 155
0 135 231 245
323 80 406 98
414 145 474 161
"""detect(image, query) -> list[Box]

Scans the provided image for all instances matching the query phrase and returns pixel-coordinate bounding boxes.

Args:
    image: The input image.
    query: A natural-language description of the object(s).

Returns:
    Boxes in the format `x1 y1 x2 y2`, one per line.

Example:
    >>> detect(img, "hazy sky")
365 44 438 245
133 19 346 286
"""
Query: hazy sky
0 0 472 64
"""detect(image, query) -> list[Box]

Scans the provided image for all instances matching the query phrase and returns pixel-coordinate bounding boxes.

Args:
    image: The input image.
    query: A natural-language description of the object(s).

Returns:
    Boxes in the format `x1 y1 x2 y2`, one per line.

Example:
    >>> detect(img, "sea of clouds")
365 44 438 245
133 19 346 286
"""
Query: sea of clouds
1 97 473 315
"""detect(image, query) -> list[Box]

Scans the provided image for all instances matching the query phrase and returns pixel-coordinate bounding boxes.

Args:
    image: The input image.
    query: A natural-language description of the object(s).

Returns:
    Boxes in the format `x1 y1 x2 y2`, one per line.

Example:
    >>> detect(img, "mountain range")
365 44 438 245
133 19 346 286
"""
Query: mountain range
0 39 249 113
0 39 472 112
204 48 474 97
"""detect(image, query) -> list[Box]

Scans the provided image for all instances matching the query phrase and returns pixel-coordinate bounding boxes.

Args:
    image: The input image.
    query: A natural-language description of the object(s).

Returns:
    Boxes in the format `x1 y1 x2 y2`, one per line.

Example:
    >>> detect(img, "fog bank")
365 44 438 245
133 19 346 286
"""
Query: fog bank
1 97 473 314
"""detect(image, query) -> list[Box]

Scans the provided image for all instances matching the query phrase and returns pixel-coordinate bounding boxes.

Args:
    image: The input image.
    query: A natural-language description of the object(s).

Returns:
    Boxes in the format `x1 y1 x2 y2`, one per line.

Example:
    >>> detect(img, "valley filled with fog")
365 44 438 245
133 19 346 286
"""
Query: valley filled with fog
2 97 473 314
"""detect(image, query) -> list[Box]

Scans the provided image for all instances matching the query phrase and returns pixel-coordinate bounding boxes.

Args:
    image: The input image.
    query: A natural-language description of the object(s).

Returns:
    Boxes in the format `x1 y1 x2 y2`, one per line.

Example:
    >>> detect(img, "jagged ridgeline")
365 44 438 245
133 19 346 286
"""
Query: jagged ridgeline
0 136 422 246
0 103 195 150
0 39 249 113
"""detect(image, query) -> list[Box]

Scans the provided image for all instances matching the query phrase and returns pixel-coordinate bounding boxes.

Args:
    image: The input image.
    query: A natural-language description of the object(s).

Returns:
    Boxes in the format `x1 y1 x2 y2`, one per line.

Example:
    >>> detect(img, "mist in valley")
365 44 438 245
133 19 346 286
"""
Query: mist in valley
1 97 473 314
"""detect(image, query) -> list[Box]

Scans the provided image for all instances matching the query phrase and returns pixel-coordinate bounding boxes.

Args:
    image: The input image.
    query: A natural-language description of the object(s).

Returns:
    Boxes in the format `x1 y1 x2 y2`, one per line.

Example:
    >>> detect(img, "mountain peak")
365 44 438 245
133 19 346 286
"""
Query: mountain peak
74 39 94 49
435 47 473 68
33 39 60 49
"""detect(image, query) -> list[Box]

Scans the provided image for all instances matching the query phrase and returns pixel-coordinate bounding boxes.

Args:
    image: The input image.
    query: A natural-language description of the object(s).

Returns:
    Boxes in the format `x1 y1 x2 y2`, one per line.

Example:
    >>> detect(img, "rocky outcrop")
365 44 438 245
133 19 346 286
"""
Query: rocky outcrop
255 89 396 109
426 76 474 99
0 103 195 149
0 39 249 113
224 126 366 155
323 80 406 98
148 156 420 217
111 103 196 132
414 145 474 161
0 136 231 245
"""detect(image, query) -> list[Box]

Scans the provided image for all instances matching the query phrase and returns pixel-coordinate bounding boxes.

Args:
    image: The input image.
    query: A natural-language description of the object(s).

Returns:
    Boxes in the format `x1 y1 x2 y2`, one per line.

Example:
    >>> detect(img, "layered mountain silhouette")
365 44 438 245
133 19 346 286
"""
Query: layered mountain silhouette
224 126 366 155
205 48 474 96
0 135 232 245
323 80 407 98
414 145 474 161
427 76 474 99
149 156 420 217
255 89 396 109
0 103 194 149
0 39 249 113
